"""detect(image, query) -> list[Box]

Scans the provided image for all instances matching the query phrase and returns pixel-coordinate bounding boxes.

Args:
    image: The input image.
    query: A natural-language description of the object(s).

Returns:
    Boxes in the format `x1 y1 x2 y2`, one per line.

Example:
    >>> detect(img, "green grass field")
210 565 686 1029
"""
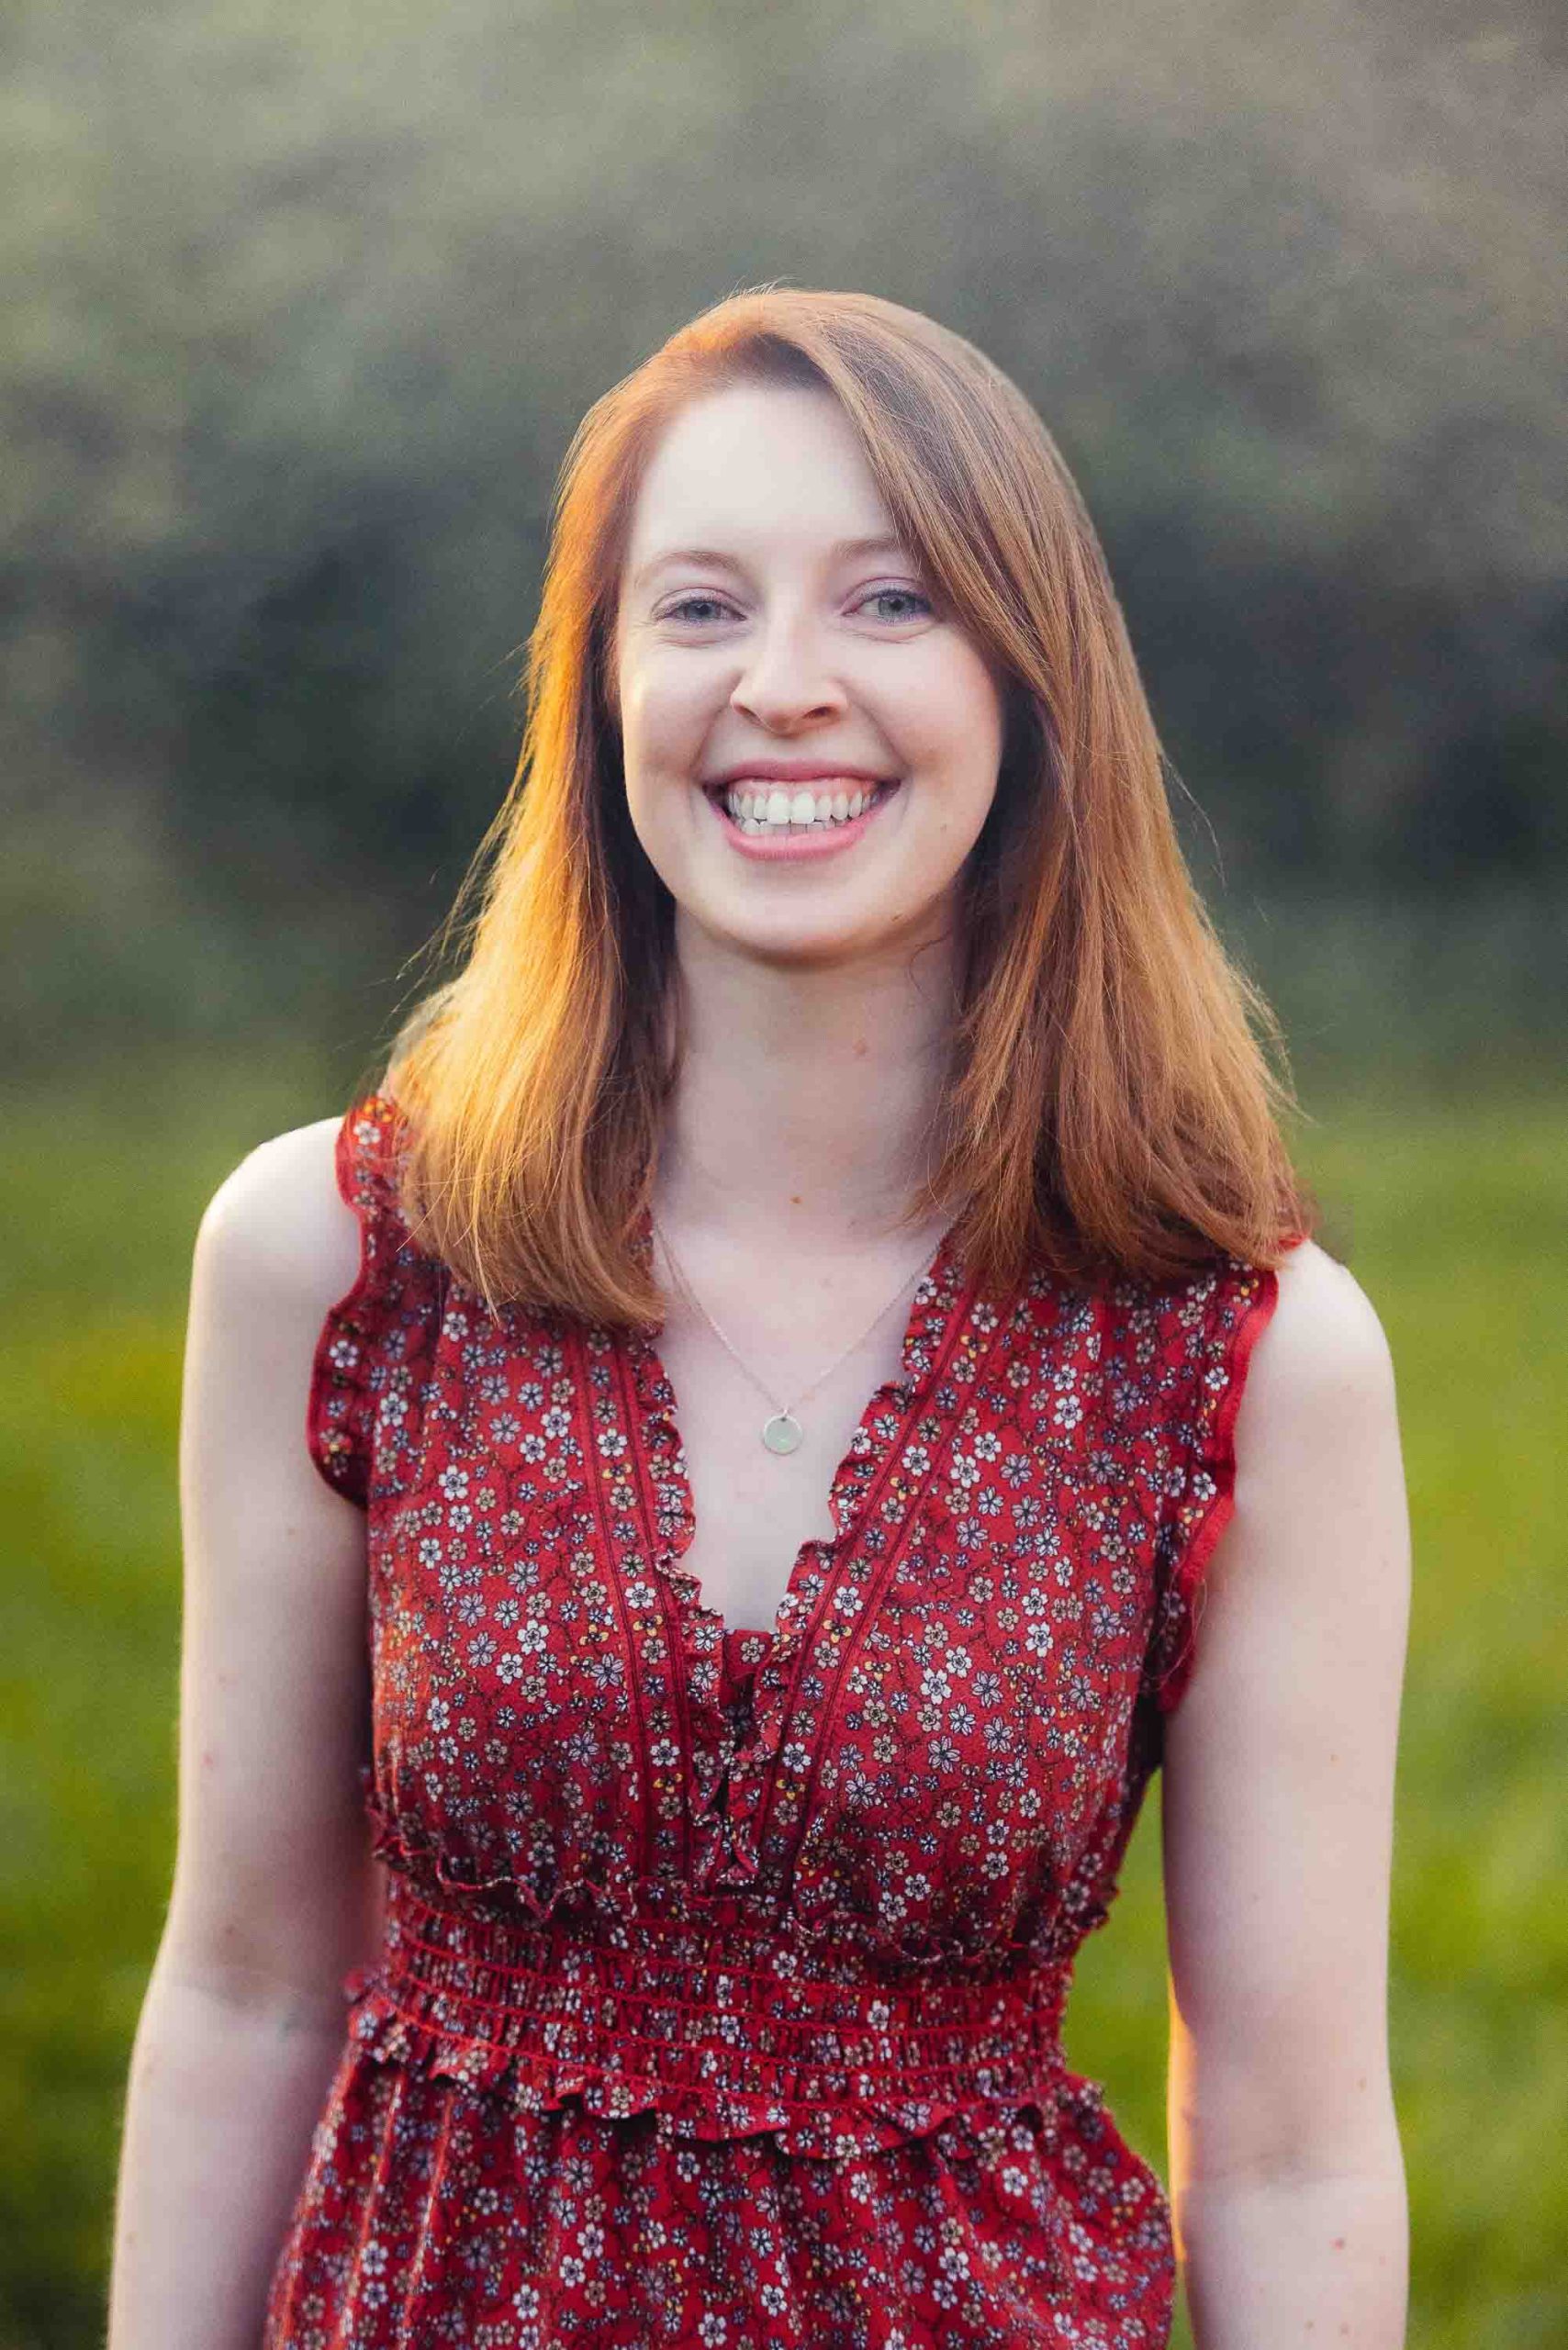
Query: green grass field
2 1047 1563 2348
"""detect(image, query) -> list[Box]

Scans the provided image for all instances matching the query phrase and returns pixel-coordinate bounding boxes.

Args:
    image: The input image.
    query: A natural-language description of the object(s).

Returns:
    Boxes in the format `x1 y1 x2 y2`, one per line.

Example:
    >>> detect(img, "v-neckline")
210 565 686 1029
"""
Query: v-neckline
621 1200 967 1668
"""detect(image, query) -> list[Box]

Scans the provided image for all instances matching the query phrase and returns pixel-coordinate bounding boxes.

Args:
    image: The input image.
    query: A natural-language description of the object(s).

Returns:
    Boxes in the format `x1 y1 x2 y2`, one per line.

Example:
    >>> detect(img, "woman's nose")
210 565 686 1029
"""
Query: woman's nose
728 614 848 729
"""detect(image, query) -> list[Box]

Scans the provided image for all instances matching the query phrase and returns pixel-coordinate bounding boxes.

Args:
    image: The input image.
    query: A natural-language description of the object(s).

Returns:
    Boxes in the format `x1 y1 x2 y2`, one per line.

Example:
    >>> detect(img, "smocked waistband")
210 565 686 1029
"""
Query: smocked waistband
354 1871 1070 2131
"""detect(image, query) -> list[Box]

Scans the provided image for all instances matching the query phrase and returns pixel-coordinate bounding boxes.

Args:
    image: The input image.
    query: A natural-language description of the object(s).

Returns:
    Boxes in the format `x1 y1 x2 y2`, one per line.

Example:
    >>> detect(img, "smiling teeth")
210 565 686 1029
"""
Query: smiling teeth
722 780 884 833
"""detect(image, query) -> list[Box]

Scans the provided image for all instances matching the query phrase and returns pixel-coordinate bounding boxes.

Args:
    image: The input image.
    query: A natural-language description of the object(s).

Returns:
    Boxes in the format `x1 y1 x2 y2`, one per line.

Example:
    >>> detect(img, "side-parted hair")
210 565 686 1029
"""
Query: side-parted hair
376 285 1316 1325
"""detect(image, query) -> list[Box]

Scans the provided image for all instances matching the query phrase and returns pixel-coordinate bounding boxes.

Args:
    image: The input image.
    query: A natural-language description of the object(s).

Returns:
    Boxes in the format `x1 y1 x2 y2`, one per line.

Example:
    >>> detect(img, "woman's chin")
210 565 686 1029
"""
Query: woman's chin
676 878 960 974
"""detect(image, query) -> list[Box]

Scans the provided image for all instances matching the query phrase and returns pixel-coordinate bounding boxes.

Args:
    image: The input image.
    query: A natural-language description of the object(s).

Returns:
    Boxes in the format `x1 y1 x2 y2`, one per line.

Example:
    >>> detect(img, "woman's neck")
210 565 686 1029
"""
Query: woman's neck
656 916 961 1253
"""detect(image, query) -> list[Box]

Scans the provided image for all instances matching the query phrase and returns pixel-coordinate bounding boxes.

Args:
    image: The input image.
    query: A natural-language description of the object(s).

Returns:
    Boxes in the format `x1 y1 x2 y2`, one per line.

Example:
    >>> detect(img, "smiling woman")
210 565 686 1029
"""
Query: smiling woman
110 288 1410 2350
371 292 1314 1324
613 379 1007 915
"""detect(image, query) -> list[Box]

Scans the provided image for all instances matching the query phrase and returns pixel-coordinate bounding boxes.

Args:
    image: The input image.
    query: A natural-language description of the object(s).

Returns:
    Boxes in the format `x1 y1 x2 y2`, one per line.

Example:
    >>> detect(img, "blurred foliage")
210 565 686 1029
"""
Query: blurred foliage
2 1052 1564 2346
3 1 1566 1073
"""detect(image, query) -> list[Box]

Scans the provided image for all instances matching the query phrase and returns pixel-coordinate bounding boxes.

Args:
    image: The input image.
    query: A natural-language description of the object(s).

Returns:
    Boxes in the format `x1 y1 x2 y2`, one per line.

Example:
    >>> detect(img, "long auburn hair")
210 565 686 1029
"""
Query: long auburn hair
374 285 1316 1326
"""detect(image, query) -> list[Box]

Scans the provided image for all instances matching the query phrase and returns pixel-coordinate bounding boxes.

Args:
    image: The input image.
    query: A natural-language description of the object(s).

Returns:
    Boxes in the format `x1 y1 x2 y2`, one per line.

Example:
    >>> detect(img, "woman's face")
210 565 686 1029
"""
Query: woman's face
612 380 1007 967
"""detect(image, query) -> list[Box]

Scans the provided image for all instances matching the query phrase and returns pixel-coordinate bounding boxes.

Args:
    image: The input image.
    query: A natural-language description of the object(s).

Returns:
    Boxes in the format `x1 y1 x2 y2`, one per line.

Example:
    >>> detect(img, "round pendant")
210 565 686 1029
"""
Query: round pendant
761 1410 804 1455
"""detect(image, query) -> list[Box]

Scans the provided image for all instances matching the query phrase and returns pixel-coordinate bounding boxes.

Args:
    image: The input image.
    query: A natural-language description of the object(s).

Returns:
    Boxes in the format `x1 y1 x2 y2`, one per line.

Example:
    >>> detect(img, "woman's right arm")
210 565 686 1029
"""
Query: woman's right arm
107 1113 384 2350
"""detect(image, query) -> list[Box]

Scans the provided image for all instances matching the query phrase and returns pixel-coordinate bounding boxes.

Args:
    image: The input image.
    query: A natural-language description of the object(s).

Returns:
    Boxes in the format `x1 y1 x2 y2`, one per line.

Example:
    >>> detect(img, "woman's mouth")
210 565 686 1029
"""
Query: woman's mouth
711 778 893 834
701 776 901 861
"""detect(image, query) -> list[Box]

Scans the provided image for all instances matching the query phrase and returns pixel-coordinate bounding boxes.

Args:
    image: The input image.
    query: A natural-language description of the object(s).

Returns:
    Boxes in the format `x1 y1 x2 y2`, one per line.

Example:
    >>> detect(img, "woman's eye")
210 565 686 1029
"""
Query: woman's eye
857 586 933 623
660 595 734 625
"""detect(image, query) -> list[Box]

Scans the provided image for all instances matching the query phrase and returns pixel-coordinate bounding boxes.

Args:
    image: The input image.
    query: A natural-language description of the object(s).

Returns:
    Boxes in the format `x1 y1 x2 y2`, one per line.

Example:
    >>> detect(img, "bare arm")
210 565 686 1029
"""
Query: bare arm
1161 1239 1412 2348
107 1114 383 2350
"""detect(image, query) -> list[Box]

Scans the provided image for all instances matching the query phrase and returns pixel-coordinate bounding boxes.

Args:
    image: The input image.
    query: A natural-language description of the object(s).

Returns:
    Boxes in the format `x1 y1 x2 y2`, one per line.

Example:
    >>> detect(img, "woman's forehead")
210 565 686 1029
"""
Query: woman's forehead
623 383 898 563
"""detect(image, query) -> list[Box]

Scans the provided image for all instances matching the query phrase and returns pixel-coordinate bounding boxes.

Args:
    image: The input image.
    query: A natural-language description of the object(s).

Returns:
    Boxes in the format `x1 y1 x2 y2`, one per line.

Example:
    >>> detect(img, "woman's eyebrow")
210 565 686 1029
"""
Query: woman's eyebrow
631 534 911 591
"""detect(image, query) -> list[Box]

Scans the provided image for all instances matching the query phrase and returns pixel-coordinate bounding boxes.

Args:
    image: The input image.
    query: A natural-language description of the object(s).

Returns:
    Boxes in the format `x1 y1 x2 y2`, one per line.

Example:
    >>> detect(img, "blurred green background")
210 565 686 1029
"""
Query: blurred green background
3 2 1564 2344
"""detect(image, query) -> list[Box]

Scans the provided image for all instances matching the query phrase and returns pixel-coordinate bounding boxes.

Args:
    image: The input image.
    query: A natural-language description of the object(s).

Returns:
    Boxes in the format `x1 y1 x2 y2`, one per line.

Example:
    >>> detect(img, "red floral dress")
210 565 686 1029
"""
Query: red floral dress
262 1091 1287 2349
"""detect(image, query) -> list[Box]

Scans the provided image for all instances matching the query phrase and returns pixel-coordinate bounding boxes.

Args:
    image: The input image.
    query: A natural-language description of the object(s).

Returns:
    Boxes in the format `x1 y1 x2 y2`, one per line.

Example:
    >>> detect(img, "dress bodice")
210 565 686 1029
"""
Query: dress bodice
266 1088 1287 2347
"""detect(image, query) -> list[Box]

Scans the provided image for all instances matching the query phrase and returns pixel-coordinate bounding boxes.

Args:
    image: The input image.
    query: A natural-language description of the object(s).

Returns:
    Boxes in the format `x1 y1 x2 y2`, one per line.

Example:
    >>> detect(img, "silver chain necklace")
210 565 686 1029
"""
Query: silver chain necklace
650 1214 946 1455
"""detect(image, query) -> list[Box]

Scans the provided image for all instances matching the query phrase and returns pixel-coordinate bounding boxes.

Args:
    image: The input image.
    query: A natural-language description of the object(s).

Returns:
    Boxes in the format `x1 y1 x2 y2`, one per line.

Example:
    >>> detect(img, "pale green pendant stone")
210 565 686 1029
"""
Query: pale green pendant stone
762 1412 804 1455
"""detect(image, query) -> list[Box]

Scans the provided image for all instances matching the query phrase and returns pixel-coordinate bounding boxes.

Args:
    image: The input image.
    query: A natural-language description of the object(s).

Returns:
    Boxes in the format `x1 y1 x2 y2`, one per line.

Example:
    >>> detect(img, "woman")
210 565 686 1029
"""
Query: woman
109 289 1411 2348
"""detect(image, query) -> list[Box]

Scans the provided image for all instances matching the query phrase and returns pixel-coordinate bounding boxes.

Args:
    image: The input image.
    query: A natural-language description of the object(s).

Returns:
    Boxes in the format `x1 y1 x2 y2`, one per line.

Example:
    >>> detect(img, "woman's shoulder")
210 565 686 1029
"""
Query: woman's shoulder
193 1107 364 1330
1127 1232 1389 1375
1250 1235 1395 1427
1093 1234 1395 1503
1205 1237 1402 1576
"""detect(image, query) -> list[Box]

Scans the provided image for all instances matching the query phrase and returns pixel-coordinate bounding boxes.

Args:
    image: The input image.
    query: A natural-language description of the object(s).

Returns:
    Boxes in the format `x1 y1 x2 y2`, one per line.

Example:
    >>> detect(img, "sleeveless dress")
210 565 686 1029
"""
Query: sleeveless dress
262 1091 1287 2350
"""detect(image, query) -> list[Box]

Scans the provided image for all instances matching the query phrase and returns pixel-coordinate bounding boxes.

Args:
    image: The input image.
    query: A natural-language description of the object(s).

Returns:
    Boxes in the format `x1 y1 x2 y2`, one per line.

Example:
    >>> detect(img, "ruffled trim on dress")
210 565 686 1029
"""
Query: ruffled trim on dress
306 1090 442 1508
1143 1248 1294 1715
622 1203 970 1885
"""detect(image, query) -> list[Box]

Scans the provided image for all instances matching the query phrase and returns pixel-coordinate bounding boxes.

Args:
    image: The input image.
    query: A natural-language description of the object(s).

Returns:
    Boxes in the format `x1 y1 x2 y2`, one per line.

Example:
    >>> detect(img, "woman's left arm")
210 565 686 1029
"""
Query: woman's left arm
1161 1238 1412 2350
